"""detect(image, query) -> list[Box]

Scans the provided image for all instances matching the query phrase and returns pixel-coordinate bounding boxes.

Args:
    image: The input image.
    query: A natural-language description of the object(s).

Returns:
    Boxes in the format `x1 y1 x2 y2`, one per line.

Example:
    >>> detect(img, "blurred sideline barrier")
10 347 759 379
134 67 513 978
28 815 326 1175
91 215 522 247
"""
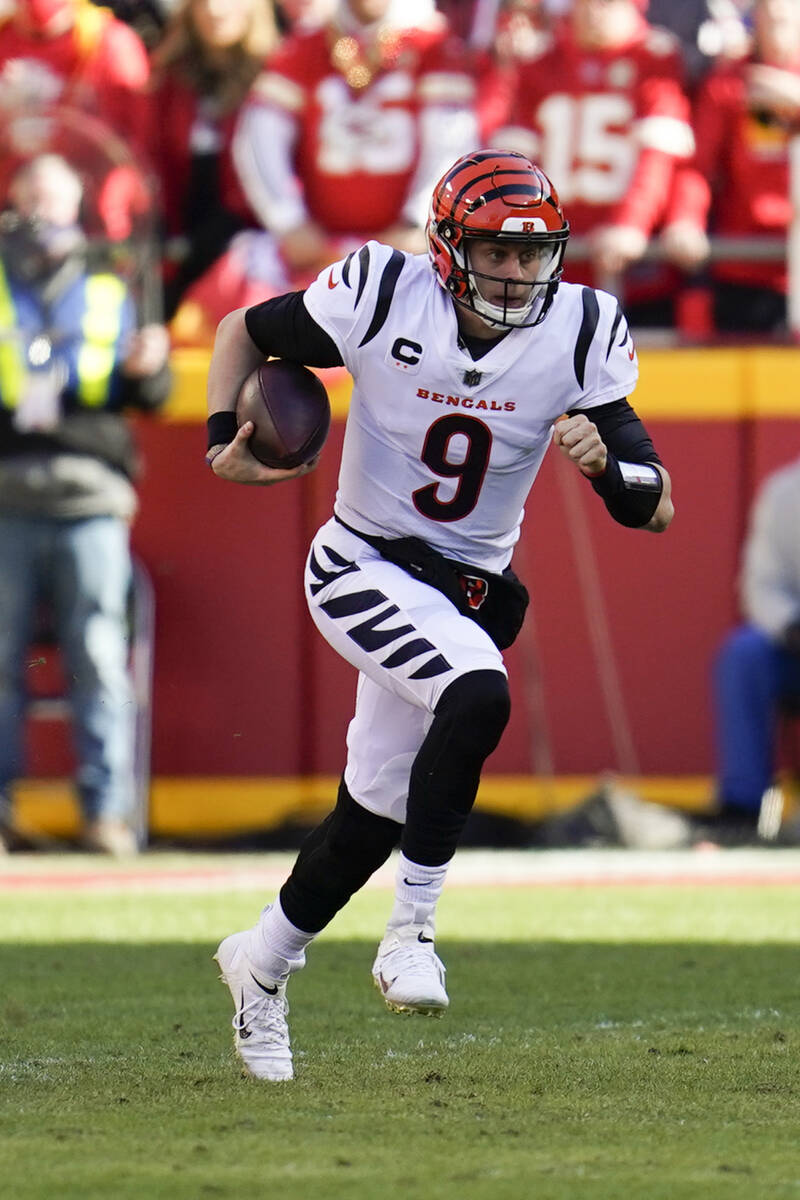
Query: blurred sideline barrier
16 344 800 841
14 774 719 841
164 342 800 423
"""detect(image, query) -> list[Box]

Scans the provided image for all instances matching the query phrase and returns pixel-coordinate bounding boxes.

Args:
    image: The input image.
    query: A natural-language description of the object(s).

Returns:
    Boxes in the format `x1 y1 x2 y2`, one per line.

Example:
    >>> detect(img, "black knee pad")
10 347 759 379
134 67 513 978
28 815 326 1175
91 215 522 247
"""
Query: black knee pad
435 669 511 758
403 669 512 867
280 777 401 933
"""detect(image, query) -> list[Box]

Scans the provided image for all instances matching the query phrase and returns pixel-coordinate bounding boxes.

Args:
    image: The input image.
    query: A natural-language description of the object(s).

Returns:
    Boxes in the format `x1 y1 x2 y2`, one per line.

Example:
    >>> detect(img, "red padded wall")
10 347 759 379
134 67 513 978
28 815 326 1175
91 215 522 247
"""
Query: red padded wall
26 413 800 781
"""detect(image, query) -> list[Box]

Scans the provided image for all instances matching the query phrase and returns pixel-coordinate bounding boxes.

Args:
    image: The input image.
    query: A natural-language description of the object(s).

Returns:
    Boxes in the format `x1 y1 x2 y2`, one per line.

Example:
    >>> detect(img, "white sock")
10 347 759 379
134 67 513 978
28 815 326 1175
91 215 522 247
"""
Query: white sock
386 852 450 935
247 898 316 982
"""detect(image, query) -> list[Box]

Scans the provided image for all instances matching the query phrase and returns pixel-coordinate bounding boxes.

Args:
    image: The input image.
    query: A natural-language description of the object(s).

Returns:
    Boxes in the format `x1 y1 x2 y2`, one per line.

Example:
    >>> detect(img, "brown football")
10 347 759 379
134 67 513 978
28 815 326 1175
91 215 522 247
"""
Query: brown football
236 359 331 469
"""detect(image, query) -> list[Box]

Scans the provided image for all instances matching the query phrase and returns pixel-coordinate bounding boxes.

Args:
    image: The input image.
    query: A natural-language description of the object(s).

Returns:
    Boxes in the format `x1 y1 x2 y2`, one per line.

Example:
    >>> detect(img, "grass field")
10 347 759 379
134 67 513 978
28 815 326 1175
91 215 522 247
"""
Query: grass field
2 851 800 1199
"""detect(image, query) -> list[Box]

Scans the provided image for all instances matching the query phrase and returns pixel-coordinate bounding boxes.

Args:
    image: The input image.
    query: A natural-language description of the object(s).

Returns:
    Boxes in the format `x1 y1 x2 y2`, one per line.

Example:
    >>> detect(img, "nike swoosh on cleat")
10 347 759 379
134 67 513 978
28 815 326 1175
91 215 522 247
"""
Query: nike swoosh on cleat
417 932 433 944
403 878 429 887
250 972 278 995
236 991 252 1039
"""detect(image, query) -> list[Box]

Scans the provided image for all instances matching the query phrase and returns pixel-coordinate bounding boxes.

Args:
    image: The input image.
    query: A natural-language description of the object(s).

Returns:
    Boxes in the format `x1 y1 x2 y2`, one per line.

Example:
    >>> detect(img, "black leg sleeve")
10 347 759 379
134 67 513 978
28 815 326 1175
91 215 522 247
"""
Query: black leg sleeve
279 777 401 933
402 669 511 867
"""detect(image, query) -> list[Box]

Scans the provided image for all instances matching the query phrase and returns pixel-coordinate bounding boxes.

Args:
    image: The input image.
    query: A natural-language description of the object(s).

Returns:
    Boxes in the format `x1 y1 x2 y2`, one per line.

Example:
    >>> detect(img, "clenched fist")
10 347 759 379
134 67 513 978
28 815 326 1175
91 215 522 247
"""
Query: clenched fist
553 413 608 476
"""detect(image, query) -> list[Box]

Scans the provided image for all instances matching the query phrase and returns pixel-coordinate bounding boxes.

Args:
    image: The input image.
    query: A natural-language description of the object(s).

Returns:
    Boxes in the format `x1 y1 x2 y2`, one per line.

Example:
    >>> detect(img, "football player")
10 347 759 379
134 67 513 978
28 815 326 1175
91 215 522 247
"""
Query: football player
205 149 674 1081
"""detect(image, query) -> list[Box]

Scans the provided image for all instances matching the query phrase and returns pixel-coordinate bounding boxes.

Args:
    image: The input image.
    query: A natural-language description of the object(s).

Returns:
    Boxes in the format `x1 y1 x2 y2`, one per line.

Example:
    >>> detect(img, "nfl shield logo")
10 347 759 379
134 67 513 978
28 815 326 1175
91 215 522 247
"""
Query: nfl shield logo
463 369 482 387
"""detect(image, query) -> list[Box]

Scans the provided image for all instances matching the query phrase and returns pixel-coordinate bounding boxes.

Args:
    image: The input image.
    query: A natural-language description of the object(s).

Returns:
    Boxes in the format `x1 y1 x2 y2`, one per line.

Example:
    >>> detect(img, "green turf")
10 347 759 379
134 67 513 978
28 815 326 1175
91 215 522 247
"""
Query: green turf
2 873 800 1199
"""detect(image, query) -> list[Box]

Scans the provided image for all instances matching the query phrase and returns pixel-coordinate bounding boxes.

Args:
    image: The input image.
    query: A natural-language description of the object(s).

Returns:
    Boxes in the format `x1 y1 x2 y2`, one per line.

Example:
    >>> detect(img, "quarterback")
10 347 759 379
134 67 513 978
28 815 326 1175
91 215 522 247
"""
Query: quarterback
205 150 674 1081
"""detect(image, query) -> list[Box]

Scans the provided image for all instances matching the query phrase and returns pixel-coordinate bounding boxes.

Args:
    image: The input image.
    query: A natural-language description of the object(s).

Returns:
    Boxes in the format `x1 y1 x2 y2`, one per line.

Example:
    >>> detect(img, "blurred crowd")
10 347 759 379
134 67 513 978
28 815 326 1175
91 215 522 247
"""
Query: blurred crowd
0 0 797 344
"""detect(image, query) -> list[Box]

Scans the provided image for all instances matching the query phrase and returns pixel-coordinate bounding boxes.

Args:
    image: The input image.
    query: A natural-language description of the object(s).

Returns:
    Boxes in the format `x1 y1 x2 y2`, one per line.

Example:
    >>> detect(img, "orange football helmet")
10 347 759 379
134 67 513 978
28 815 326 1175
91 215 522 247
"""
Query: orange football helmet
426 149 569 328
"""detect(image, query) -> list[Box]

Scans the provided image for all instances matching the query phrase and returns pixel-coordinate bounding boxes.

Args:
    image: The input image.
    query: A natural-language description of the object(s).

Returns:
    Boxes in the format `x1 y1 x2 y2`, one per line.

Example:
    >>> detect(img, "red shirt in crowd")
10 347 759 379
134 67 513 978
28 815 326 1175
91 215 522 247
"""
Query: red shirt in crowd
495 20 693 282
667 58 799 292
0 6 151 162
0 6 153 239
236 21 488 238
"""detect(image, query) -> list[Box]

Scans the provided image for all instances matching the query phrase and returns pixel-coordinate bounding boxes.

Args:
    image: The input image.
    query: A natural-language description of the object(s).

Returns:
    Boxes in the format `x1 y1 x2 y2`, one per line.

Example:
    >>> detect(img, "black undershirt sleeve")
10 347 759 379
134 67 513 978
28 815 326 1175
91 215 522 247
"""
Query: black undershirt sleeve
567 398 662 465
244 291 344 367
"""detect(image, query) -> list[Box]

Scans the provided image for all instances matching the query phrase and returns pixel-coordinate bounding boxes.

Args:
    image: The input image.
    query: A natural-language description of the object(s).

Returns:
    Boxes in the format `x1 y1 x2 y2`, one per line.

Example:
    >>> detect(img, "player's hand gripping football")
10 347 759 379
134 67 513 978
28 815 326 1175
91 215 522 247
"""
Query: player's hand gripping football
553 414 607 477
207 422 319 485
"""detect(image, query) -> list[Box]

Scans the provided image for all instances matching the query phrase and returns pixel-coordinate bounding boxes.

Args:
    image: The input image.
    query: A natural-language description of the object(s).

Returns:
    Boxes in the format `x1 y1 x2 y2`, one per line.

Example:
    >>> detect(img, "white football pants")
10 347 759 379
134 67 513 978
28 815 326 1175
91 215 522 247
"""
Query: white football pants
304 516 506 825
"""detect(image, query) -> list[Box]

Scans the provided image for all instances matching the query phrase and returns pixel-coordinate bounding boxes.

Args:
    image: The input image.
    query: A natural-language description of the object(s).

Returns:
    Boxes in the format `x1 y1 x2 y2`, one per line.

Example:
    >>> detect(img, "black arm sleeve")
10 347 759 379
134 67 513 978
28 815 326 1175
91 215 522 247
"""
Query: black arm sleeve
568 398 664 528
567 398 662 465
244 291 345 367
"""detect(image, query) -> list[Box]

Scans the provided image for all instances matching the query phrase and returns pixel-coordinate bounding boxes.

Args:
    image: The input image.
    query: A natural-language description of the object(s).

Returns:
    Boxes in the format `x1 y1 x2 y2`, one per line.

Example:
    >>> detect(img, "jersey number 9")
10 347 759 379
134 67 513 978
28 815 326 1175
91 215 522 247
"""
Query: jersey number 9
412 414 492 523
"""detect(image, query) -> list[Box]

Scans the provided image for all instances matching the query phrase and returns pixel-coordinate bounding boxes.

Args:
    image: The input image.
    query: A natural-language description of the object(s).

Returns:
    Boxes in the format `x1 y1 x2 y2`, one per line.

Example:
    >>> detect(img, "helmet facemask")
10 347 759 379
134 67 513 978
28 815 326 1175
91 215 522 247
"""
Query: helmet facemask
460 233 567 328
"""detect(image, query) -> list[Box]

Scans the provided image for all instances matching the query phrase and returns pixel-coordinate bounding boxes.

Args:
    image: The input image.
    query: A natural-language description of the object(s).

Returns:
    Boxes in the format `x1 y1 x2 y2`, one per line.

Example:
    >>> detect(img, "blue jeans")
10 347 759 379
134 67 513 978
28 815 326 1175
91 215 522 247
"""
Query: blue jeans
713 624 800 813
0 513 134 822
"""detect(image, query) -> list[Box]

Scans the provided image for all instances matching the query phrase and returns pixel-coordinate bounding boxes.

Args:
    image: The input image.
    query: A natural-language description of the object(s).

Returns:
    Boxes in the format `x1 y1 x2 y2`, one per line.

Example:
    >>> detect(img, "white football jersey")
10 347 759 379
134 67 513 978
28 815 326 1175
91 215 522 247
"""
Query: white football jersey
304 241 638 573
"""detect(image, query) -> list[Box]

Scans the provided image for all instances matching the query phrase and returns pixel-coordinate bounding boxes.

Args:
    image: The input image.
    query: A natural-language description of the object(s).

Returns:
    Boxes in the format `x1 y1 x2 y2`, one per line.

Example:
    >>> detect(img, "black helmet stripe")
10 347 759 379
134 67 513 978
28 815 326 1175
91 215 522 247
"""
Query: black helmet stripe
472 182 545 207
449 168 546 220
449 168 496 216
438 150 502 192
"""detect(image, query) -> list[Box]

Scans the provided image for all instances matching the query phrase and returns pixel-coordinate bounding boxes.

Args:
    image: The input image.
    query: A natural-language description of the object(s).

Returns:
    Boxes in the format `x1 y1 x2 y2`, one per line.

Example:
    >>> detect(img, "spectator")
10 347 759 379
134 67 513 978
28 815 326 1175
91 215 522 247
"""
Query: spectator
0 0 153 163
0 153 170 855
494 0 695 324
148 0 280 320
661 0 800 334
702 455 800 844
170 0 488 344
0 0 158 248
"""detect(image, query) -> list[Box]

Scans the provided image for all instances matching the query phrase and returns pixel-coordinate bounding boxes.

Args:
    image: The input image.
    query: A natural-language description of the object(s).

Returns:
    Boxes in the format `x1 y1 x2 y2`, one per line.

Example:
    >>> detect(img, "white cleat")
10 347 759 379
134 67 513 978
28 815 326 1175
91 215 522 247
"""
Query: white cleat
372 926 449 1016
214 931 293 1081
